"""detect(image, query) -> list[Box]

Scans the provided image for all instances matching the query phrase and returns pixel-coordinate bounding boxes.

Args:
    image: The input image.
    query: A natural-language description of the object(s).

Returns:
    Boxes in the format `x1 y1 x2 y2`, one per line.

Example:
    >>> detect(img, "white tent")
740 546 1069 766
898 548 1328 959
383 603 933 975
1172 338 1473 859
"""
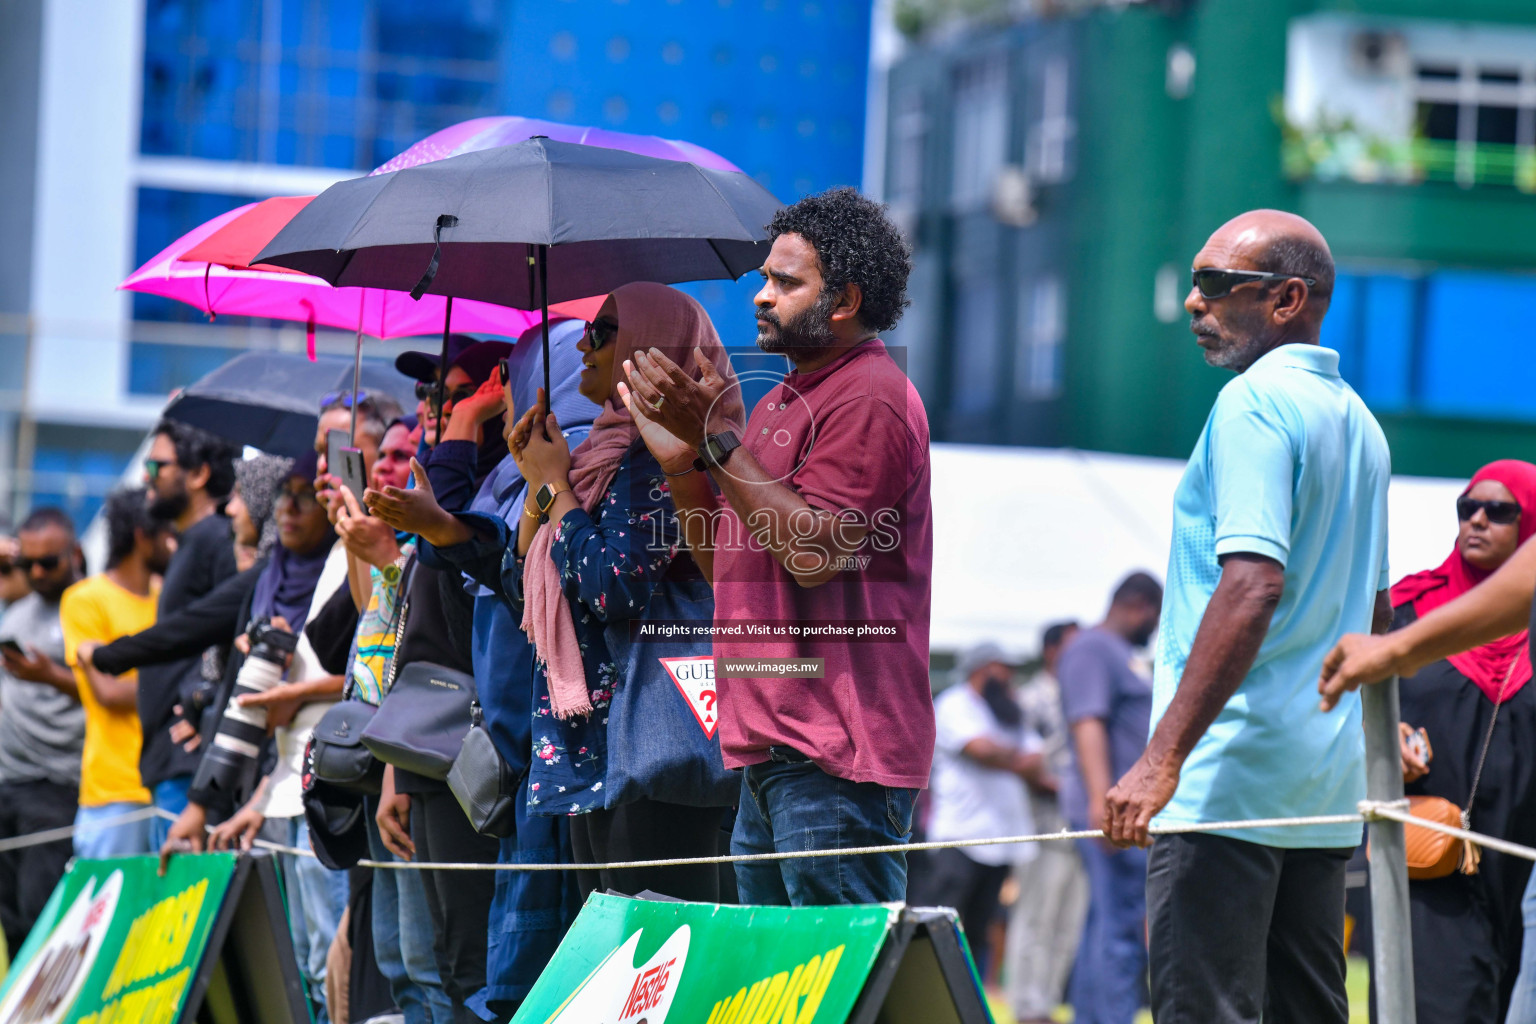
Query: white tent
930 443 1466 659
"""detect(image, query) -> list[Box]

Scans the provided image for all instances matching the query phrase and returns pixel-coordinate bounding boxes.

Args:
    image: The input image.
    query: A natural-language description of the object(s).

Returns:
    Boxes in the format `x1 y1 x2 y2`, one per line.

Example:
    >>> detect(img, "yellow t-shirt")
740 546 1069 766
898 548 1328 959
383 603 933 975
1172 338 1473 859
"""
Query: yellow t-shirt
60 574 159 807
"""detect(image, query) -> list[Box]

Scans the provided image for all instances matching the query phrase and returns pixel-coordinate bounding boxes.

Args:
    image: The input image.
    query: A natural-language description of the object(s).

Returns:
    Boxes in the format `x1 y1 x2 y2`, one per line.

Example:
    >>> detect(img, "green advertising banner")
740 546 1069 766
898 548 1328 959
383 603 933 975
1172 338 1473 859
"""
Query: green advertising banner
0 855 237 1024
513 894 898 1024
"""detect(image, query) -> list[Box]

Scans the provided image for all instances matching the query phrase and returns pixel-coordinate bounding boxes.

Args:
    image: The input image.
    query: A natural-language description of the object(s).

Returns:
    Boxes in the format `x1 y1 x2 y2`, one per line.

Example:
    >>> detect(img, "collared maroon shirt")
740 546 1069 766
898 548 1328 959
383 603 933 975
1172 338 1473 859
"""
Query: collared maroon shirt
712 338 934 789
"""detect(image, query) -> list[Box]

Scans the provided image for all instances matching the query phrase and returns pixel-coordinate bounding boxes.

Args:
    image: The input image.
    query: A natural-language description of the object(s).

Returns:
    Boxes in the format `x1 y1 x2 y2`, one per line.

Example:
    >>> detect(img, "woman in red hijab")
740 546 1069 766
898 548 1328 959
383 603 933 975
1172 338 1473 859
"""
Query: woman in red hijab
1386 459 1536 1023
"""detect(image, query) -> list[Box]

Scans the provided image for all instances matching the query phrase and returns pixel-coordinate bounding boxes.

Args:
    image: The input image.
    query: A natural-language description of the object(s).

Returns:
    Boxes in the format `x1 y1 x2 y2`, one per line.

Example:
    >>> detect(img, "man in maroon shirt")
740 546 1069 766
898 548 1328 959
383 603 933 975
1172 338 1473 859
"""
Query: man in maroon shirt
619 188 933 905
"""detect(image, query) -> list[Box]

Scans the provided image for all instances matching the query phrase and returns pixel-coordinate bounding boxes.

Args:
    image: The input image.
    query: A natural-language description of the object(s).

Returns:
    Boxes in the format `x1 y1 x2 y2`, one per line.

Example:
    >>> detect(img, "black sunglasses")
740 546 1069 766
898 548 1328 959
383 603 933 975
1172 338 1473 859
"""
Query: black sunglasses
1457 496 1521 525
1192 268 1318 299
584 317 618 351
414 381 476 409
144 458 168 482
17 555 61 573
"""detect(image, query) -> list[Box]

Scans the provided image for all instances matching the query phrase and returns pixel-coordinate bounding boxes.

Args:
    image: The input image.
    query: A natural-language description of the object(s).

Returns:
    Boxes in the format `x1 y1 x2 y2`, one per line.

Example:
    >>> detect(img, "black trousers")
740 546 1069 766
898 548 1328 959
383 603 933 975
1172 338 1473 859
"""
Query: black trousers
1366 873 1505 1024
1147 833 1350 1024
569 799 726 904
410 787 500 1024
906 846 1011 970
0 779 77 955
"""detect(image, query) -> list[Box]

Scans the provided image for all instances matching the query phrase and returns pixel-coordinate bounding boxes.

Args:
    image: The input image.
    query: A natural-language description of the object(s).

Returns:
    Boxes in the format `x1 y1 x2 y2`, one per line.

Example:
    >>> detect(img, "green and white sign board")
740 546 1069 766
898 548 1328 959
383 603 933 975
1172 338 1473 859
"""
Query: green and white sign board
0 853 306 1024
513 894 992 1024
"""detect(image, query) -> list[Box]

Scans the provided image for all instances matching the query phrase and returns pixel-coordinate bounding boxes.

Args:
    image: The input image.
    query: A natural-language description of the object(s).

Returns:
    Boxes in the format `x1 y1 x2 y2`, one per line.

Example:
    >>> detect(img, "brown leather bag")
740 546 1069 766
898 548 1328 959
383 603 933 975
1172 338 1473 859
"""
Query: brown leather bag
1402 795 1479 880
1385 659 1514 879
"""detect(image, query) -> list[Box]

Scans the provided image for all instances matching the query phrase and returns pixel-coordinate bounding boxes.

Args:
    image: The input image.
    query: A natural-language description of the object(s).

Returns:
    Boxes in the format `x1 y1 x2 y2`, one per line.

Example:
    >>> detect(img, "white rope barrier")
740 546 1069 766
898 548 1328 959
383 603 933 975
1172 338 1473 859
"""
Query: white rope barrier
0 806 163 854
250 810 1375 873
1361 798 1536 864
8 800 1534 874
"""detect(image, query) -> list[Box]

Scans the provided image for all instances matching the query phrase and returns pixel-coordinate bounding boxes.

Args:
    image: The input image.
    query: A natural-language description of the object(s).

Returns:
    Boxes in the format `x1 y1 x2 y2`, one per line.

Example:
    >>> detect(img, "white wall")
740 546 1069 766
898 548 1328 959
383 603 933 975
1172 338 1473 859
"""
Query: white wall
930 443 1464 658
28 0 147 427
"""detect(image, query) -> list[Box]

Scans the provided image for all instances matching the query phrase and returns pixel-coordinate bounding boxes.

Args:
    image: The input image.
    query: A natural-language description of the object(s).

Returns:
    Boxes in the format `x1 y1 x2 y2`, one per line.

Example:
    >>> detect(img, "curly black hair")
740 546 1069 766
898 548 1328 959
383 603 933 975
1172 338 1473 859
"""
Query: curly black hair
767 187 913 334
103 487 162 569
154 418 238 499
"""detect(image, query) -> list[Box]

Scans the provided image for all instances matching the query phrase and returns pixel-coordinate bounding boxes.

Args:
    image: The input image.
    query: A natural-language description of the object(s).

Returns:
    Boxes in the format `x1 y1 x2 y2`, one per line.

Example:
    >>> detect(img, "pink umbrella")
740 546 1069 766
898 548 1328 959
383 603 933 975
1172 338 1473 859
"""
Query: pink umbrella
120 116 740 437
121 202 601 346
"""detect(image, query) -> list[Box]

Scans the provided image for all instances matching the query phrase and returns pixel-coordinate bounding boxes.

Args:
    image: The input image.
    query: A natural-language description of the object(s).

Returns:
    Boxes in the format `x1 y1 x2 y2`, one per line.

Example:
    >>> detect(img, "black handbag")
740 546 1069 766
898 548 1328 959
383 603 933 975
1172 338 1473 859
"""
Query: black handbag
310 700 383 793
361 660 478 780
447 702 524 838
308 558 415 793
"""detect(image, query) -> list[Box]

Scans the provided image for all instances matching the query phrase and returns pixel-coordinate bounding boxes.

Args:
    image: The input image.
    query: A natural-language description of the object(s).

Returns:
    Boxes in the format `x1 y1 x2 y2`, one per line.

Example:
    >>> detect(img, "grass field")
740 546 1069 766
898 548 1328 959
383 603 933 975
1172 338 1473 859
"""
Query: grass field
983 955 1372 1023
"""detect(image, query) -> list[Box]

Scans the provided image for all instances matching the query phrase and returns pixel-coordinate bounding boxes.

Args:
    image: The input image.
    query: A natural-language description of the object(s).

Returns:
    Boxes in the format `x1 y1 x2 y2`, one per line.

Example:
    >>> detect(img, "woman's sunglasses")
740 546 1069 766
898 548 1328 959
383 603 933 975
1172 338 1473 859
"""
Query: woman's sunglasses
1457 496 1521 525
1192 268 1317 299
584 317 618 351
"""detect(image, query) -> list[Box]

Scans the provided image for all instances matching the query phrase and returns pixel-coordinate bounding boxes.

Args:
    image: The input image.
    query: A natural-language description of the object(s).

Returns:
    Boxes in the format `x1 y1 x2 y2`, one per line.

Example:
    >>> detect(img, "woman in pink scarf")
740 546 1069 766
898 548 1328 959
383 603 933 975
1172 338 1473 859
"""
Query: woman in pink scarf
1378 460 1536 1023
505 281 742 902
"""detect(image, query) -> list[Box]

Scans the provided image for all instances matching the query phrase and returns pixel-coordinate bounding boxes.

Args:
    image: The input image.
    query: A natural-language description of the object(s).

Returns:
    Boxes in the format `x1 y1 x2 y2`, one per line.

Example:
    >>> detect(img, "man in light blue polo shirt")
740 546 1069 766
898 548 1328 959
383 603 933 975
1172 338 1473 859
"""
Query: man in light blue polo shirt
1102 210 1390 1024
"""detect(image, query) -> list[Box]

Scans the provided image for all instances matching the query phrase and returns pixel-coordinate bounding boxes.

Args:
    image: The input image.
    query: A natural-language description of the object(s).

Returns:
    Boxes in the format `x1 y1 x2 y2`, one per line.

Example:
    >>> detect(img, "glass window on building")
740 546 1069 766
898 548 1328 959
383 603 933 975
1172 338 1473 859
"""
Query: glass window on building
1015 274 1064 400
888 87 928 213
948 274 1001 435
1285 16 1536 190
29 425 146 532
141 0 506 171
950 53 1009 211
1025 55 1075 185
1324 267 1536 423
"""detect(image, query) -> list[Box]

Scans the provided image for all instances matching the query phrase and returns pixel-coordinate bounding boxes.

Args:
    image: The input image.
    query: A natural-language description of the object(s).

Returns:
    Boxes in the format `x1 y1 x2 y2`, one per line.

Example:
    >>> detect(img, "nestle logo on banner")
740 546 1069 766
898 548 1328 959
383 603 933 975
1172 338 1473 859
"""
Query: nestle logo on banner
620 957 677 1021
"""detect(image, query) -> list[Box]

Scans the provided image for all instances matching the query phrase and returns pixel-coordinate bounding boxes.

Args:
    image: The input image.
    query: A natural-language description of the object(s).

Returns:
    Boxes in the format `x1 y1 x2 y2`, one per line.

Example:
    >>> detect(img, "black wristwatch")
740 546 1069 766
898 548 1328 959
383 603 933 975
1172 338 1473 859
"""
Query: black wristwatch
693 430 742 473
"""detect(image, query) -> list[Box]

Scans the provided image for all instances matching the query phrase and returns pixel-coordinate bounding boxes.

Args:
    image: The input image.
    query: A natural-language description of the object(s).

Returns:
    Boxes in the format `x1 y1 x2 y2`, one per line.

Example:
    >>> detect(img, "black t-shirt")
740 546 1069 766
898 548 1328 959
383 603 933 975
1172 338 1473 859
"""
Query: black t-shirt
137 513 238 788
391 561 475 795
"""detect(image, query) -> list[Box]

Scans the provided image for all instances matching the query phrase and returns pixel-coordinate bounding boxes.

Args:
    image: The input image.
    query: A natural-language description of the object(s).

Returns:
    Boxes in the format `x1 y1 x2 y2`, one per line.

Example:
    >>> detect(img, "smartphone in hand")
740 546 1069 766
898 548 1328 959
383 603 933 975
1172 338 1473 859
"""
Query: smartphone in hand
326 429 370 514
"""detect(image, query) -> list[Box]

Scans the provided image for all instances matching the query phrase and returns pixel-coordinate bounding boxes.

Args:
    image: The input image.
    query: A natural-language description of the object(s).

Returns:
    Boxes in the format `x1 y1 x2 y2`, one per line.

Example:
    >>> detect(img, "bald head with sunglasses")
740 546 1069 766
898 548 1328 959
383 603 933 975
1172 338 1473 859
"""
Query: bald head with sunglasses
1186 209 1335 374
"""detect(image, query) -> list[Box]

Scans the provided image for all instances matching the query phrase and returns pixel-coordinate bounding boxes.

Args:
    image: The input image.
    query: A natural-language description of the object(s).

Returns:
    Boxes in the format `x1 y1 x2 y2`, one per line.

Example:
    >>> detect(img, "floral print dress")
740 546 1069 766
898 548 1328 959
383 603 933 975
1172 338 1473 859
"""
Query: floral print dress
452 441 685 815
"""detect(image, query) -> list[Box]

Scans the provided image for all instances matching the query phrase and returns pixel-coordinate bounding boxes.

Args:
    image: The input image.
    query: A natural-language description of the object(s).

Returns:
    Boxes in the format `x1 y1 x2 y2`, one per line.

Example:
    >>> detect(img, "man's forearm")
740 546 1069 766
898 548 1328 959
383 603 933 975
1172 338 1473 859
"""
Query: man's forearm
711 449 863 588
1147 555 1283 769
43 661 79 700
1382 542 1535 676
82 663 137 710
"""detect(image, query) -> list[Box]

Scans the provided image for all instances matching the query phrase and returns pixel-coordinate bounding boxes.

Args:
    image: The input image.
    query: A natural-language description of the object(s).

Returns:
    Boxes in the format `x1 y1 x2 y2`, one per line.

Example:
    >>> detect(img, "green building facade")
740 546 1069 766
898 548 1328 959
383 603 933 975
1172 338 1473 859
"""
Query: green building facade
883 0 1536 478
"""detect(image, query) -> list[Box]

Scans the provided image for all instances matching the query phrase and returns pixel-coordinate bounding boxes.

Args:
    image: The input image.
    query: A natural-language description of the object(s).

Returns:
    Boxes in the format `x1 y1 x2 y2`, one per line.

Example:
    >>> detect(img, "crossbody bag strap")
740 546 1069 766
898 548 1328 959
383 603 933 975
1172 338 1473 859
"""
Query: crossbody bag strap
381 554 418 695
1464 655 1520 832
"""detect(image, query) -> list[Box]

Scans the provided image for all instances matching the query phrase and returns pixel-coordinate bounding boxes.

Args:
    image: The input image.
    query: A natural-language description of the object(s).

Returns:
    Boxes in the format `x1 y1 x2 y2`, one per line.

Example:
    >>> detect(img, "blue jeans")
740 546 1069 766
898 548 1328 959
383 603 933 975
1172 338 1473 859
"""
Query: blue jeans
1069 839 1148 1024
72 802 152 859
278 816 349 1024
366 802 454 1024
1506 868 1536 1023
732 760 916 906
150 776 191 850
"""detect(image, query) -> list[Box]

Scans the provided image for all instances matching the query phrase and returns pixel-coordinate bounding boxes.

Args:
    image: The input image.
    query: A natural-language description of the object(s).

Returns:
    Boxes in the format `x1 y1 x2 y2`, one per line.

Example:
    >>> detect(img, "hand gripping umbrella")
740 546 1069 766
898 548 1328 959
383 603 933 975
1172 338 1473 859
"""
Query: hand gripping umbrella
253 137 784 401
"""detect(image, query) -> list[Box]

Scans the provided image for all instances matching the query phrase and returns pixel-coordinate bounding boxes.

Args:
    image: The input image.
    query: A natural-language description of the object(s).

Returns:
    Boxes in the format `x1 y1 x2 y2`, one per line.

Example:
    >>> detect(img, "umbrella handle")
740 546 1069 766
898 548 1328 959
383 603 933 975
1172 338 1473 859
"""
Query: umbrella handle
410 214 459 301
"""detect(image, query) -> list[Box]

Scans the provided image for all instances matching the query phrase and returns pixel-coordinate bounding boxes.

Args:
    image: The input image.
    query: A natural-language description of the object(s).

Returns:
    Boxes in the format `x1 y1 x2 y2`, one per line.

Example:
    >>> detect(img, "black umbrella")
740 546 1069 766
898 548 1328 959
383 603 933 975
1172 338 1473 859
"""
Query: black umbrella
162 351 413 457
254 137 783 398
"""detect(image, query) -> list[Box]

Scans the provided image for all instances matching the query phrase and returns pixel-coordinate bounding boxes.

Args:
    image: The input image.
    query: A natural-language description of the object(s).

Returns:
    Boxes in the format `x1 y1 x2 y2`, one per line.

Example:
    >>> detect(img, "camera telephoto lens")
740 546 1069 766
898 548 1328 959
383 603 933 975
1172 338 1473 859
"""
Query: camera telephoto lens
192 619 299 807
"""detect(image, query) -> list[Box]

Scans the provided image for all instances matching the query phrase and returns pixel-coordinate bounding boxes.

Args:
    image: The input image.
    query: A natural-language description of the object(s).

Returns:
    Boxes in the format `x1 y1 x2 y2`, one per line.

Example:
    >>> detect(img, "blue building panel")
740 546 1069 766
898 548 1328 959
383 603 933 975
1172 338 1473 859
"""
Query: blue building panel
136 0 872 362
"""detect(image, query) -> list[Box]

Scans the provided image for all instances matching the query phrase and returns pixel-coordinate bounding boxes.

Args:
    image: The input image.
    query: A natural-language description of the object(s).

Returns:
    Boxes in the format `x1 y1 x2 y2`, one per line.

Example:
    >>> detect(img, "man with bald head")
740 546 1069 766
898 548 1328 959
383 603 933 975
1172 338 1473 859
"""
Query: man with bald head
1102 211 1391 1023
